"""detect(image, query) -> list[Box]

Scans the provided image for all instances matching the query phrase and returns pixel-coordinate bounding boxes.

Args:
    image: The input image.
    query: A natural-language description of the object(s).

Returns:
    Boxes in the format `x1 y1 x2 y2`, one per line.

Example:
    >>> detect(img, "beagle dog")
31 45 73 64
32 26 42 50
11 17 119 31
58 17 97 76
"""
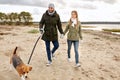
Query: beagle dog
10 47 32 80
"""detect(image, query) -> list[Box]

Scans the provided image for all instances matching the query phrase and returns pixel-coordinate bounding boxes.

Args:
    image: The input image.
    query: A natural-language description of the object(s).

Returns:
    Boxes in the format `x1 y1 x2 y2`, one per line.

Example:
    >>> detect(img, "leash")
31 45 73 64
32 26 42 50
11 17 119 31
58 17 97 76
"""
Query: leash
27 34 42 64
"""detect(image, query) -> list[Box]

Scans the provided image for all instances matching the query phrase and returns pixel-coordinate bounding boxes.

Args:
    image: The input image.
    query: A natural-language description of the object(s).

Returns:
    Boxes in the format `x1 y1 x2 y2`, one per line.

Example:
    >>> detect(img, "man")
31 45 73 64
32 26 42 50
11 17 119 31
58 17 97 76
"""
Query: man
39 3 64 66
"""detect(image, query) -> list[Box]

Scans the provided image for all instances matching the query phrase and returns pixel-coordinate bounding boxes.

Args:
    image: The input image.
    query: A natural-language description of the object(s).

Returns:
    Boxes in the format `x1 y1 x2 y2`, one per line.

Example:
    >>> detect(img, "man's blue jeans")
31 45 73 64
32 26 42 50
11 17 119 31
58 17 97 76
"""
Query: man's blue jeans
45 40 59 62
67 40 79 64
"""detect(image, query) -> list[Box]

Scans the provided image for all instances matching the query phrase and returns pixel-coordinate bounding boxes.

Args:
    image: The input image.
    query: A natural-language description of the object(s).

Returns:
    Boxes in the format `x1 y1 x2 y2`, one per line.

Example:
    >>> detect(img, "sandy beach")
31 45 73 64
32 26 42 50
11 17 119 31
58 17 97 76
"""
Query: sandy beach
0 25 120 80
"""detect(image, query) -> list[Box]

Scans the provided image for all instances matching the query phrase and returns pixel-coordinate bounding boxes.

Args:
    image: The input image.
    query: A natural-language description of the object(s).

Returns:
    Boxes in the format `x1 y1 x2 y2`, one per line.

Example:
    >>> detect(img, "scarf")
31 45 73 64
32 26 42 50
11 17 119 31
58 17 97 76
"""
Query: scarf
48 10 55 16
71 18 77 27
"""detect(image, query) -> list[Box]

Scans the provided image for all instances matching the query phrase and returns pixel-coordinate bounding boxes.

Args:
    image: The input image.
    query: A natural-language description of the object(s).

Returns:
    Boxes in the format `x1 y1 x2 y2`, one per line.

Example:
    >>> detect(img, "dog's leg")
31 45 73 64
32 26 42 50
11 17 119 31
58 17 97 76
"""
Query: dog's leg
9 49 14 71
9 57 13 71
9 64 13 71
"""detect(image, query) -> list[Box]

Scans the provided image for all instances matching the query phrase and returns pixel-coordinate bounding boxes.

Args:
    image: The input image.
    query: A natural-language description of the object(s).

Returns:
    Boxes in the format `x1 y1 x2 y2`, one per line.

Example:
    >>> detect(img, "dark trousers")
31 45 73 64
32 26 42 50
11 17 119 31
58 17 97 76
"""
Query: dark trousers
45 40 59 62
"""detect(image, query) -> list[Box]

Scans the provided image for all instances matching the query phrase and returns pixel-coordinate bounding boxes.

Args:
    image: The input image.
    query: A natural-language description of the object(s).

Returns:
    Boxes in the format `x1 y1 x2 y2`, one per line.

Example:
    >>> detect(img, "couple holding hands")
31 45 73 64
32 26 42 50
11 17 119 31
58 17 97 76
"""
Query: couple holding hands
39 3 82 67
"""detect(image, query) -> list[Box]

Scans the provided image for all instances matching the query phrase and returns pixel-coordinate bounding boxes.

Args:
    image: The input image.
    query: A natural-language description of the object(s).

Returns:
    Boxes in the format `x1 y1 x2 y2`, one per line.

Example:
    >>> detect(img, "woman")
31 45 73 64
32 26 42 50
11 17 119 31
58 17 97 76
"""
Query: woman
64 10 82 67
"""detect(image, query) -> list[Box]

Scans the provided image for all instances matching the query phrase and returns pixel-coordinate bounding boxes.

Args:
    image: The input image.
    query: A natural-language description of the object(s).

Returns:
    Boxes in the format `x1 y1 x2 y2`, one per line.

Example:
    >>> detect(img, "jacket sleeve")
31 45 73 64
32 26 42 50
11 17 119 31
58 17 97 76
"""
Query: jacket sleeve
39 14 45 30
63 24 69 35
79 23 82 40
57 15 64 34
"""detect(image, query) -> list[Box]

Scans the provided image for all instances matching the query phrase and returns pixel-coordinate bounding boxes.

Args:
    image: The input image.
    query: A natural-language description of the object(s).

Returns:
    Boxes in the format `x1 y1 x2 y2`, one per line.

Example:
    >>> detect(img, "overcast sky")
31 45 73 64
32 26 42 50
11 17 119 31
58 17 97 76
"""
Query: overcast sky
0 0 120 21
0 0 119 8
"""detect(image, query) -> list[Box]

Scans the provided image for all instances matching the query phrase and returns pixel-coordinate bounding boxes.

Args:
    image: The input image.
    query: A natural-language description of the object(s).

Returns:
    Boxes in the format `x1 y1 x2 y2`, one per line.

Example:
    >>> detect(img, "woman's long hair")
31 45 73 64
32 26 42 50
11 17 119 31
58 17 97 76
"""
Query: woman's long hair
68 10 79 28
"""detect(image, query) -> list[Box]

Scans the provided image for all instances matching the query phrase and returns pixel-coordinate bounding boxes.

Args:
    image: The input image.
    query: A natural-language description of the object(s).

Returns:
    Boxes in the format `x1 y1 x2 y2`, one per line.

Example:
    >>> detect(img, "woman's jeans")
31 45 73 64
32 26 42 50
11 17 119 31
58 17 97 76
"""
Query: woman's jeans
45 40 59 62
67 40 79 64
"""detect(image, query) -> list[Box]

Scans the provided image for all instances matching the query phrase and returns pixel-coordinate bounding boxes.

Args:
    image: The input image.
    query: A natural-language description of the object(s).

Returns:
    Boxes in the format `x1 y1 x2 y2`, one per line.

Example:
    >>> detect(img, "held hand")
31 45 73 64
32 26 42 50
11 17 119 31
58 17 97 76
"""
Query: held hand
60 34 64 39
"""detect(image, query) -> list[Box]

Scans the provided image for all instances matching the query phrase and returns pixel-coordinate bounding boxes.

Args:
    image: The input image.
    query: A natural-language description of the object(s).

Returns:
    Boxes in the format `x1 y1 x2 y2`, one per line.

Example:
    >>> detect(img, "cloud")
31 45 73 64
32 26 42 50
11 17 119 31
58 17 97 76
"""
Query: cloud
0 0 66 8
103 0 117 4
70 3 97 9
0 0 48 7
119 11 120 13
0 0 119 10
82 0 118 4
64 0 97 10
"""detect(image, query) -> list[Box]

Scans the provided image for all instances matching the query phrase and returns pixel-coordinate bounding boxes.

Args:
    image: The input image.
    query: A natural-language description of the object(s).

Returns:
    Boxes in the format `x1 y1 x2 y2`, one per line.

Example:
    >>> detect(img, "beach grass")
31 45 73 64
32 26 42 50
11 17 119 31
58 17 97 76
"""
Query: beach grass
102 29 120 32
28 29 39 34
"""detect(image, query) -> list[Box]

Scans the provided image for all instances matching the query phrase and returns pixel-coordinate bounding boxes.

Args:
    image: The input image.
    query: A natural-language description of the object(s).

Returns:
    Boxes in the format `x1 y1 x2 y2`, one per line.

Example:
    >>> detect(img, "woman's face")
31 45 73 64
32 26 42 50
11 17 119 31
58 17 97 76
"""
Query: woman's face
71 12 77 19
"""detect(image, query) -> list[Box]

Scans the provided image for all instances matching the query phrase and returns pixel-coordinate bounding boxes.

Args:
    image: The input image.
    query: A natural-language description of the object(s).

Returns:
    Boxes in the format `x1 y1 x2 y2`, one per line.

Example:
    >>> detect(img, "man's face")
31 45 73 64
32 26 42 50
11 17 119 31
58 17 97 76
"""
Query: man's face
48 7 54 13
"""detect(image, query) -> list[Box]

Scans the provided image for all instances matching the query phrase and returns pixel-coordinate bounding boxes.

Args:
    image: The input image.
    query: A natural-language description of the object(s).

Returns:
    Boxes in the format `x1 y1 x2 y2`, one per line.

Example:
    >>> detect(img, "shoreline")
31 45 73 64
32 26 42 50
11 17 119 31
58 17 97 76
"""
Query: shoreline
82 24 120 35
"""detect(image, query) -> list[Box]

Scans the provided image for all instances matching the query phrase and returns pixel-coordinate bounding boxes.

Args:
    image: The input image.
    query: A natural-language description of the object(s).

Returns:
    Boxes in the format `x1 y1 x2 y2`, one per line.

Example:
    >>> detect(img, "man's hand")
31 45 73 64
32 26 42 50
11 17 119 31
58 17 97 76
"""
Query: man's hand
40 28 44 34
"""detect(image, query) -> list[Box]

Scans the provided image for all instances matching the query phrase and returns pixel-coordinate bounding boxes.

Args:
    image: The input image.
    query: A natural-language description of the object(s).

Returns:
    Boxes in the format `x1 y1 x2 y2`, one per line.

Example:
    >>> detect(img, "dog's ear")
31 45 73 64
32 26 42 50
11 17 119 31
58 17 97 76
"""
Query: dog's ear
29 66 32 71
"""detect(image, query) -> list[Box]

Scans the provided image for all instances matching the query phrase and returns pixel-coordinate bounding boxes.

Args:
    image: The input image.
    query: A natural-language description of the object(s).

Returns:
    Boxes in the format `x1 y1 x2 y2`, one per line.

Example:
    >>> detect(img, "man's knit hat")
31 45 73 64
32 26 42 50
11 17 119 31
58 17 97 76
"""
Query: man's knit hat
48 3 55 9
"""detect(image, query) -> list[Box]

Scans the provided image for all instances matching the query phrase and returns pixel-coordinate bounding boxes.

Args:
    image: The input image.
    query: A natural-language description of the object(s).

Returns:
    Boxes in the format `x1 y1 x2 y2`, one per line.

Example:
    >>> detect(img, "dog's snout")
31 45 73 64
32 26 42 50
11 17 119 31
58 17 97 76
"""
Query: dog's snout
24 73 28 78
25 76 28 78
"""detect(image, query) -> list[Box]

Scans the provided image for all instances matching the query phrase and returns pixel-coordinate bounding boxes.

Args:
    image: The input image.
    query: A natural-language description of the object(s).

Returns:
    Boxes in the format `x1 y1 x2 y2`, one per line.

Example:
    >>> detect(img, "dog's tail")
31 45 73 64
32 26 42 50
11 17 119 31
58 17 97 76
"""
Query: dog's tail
13 47 18 55
10 47 18 64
